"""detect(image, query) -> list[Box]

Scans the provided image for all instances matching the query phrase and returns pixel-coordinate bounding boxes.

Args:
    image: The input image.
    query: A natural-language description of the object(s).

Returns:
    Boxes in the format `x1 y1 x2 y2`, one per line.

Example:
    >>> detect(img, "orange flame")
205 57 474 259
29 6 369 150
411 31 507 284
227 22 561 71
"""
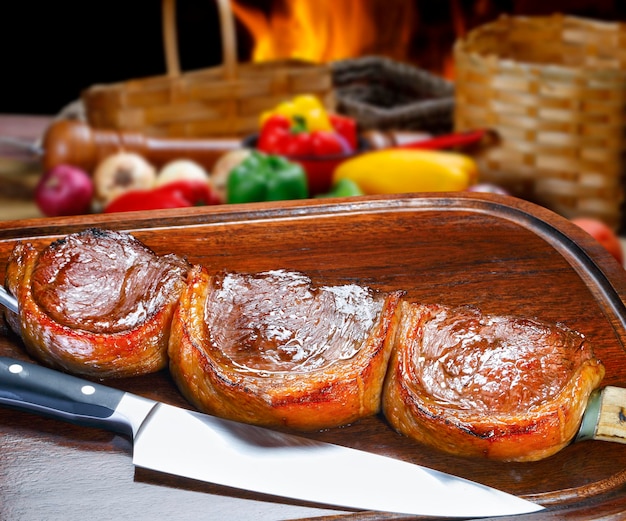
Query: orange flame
231 0 415 63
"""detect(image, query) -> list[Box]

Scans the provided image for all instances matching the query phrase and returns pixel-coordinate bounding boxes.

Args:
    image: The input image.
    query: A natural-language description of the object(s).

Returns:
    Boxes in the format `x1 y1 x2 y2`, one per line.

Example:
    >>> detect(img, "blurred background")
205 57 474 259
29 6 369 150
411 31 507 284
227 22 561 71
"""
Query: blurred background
2 0 625 116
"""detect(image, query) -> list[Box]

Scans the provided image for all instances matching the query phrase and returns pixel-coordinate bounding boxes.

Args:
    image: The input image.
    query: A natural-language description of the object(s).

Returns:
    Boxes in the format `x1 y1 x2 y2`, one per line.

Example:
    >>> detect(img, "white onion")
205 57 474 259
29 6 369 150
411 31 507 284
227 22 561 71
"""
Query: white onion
93 152 156 205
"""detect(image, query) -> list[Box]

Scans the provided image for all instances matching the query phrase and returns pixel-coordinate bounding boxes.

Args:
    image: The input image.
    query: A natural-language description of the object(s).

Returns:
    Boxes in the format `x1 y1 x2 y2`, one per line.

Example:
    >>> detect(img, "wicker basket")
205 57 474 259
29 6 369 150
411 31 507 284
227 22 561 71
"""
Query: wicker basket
454 14 626 230
332 56 455 134
81 0 334 138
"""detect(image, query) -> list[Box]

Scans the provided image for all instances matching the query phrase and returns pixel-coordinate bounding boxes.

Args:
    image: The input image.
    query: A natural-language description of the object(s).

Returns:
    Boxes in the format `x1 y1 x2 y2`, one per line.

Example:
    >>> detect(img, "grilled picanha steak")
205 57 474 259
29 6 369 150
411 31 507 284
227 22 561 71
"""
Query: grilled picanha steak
4 228 189 378
382 302 605 461
168 265 404 430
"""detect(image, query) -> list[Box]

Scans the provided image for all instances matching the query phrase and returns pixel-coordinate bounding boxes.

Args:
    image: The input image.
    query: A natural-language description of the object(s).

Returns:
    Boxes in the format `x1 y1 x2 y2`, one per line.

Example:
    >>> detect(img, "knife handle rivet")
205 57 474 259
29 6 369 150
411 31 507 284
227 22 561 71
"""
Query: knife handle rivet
8 363 23 374
81 385 96 396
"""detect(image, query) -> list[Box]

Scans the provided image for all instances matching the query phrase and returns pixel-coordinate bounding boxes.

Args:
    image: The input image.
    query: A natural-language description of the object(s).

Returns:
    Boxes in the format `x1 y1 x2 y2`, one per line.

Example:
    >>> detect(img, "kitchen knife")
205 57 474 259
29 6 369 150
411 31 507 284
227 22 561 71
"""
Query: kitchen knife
0 355 542 518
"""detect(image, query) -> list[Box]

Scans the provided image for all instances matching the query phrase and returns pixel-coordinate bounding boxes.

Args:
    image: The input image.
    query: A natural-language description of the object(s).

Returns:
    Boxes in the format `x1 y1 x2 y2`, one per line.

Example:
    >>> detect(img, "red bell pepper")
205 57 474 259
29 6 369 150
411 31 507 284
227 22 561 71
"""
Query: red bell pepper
258 114 314 156
258 114 354 157
329 113 358 151
281 129 314 156
104 179 220 213
310 130 349 156
257 114 290 153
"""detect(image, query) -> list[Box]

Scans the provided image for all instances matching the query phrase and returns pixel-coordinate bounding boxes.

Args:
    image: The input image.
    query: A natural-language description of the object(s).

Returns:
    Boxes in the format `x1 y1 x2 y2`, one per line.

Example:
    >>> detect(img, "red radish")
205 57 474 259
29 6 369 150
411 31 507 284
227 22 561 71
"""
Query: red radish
571 217 624 266
35 164 94 216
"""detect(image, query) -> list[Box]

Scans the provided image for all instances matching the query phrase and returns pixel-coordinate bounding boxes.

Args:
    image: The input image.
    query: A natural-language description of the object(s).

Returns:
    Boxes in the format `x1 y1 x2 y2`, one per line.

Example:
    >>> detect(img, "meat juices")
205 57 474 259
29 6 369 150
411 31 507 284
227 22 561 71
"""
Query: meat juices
4 228 189 378
383 302 605 461
168 266 404 430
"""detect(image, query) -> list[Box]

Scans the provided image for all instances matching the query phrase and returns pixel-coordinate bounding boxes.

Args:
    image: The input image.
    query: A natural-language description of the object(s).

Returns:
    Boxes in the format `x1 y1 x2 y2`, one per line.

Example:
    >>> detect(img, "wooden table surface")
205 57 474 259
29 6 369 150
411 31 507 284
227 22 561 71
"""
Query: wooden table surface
1 193 626 520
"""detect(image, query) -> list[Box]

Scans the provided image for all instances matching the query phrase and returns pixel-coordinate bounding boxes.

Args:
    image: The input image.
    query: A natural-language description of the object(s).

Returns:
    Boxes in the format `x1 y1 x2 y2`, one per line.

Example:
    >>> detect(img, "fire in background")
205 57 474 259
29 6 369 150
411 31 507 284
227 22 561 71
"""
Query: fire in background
229 0 626 77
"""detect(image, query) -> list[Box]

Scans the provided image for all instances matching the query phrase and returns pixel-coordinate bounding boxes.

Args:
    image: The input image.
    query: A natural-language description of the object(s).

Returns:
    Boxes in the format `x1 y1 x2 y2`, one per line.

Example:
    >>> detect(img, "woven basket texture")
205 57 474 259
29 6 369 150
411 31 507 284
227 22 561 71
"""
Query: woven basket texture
454 14 626 229
332 56 455 134
81 0 334 138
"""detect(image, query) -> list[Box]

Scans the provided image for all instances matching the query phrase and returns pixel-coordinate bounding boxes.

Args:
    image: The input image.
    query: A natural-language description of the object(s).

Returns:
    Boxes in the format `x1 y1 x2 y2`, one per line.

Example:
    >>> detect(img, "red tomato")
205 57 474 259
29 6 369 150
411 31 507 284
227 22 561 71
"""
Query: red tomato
571 217 624 265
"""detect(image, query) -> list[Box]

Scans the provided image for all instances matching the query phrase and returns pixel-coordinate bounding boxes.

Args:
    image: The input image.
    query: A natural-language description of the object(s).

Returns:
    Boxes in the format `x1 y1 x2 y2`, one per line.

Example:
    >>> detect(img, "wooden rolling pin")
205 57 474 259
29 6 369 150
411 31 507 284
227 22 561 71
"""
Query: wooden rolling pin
41 120 242 173
40 120 491 174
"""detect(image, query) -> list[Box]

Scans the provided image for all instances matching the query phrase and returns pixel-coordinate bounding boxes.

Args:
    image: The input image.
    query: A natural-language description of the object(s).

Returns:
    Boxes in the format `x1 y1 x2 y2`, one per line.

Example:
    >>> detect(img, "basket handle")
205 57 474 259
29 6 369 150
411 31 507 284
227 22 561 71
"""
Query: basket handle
161 0 237 80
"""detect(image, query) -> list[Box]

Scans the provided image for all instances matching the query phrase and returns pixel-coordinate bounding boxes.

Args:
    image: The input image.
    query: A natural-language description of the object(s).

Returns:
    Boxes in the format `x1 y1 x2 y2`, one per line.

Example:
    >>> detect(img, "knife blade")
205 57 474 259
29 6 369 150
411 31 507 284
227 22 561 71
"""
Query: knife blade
0 356 542 518
0 286 18 314
0 136 43 161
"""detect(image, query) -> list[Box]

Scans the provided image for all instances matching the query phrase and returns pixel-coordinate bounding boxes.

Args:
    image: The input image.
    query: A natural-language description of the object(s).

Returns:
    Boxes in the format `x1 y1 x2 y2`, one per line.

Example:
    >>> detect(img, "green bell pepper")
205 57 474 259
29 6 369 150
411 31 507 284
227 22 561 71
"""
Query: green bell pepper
315 178 364 199
226 151 308 204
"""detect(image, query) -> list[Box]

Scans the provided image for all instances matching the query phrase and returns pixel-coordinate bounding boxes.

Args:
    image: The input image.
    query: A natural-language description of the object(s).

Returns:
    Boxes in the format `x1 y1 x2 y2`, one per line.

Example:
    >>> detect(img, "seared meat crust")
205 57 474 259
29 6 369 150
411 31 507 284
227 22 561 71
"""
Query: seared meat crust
168 265 404 430
4 228 189 378
382 302 605 461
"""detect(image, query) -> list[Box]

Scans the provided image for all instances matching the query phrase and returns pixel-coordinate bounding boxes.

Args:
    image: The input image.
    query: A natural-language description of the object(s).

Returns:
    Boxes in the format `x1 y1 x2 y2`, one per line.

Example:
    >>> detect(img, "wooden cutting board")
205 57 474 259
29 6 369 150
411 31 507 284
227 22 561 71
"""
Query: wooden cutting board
1 192 625 521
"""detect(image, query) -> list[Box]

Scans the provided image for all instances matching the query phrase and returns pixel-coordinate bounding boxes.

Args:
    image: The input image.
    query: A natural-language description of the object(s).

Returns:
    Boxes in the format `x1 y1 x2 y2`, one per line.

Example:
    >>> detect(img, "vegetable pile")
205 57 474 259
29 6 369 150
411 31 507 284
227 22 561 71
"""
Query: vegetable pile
96 156 220 213
33 93 493 217
35 155 221 217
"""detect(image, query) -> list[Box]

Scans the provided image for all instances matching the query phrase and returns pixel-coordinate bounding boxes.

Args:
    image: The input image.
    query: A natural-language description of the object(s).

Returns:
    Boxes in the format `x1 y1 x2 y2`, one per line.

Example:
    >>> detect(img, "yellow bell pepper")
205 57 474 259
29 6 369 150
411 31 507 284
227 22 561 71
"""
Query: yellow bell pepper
332 149 478 194
260 94 333 131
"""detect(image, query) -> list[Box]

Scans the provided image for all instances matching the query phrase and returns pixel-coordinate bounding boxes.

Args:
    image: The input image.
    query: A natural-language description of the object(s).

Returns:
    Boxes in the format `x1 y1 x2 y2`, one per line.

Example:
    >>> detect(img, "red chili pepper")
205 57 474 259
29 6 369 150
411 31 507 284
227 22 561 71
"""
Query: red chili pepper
104 180 219 213
329 113 358 152
165 179 221 206
398 129 490 151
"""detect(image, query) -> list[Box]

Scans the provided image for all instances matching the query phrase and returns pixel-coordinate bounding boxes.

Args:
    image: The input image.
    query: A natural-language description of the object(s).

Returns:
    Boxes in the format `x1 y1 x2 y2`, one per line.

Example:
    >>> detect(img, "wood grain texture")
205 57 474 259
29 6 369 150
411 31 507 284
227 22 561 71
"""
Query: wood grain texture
1 192 625 520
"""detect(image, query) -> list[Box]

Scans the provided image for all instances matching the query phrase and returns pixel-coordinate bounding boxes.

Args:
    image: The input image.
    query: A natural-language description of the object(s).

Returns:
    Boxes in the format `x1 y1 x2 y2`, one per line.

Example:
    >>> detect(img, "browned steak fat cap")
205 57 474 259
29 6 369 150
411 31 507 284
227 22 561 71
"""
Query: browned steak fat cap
383 302 605 461
169 266 404 431
4 228 189 378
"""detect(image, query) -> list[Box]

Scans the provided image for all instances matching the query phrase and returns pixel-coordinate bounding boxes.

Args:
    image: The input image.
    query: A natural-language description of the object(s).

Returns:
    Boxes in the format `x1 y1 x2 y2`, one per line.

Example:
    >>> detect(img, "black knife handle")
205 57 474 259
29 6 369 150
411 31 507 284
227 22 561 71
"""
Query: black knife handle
0 356 132 435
